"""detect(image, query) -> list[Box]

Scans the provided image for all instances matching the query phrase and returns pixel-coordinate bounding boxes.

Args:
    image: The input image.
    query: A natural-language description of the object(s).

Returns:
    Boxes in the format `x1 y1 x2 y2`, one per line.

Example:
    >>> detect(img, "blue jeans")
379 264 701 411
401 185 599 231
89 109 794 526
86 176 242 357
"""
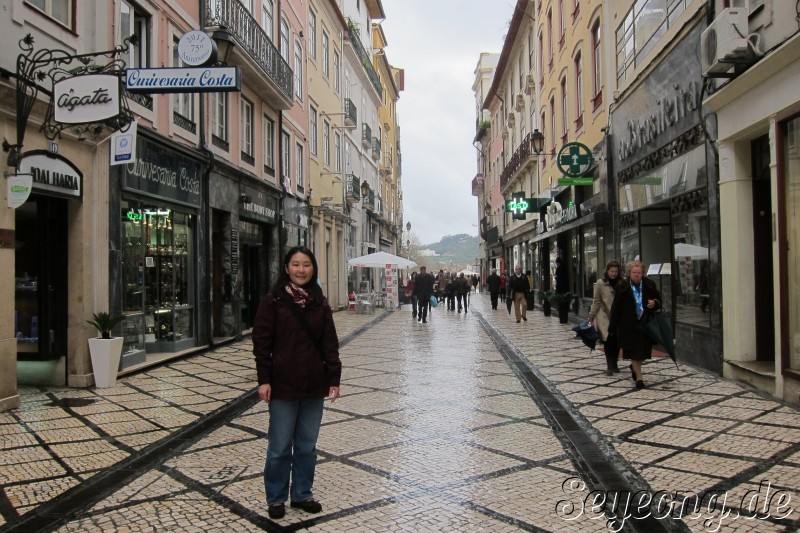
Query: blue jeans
264 398 324 504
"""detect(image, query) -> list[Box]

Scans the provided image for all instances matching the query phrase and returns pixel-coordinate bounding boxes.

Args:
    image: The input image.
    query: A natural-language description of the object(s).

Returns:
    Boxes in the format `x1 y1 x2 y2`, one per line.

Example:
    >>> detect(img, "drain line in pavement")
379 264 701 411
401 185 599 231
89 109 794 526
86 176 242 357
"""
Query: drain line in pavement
476 312 687 533
2 311 391 533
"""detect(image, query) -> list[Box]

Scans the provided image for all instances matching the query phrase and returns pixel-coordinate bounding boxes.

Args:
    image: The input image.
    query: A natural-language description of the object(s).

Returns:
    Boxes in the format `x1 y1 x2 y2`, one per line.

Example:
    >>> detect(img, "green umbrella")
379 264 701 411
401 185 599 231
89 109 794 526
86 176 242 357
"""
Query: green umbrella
643 312 678 368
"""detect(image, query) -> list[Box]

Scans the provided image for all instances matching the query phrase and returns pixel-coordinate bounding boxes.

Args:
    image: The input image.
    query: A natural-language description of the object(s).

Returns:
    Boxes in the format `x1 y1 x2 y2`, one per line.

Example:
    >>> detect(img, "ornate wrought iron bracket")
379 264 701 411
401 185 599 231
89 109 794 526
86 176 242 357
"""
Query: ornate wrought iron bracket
5 33 137 168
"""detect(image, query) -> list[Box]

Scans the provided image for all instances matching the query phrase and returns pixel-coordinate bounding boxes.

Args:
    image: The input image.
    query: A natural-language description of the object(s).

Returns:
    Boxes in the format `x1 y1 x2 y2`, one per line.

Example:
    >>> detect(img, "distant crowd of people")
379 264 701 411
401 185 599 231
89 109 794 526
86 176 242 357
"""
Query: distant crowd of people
404 268 480 322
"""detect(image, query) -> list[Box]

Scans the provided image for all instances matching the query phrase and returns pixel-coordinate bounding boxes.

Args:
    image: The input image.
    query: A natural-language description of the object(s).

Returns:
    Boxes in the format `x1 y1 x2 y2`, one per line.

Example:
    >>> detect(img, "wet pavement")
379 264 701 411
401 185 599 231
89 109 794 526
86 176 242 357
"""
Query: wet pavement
1 295 799 532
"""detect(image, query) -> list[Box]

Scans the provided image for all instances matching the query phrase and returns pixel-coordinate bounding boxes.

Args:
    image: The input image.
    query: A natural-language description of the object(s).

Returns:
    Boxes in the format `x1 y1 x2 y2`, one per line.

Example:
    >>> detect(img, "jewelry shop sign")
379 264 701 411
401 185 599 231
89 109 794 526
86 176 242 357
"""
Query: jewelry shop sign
125 66 241 94
53 74 121 124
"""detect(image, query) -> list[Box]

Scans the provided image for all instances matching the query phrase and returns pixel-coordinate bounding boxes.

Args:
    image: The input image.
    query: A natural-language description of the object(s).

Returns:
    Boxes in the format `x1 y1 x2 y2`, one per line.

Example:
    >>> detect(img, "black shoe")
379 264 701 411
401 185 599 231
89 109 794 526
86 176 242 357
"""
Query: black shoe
516 320 521 323
291 499 322 514
612 367 621 373
606 369 613 376
422 319 427 323
268 504 285 519
629 364 636 381
635 380 645 390
418 317 422 322
522 316 527 321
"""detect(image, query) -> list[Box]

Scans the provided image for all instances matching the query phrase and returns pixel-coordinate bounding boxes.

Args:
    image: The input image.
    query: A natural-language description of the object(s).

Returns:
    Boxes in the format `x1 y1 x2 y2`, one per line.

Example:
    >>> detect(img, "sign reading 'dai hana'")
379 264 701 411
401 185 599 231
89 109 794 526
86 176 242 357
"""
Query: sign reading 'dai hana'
53 74 121 124
18 150 83 200
126 66 241 94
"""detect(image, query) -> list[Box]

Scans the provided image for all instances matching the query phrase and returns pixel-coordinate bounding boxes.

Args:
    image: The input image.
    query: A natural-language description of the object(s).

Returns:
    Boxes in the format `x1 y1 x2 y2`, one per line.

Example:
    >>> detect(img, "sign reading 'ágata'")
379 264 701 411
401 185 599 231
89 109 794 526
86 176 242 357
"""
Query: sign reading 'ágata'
125 66 241 94
53 74 121 124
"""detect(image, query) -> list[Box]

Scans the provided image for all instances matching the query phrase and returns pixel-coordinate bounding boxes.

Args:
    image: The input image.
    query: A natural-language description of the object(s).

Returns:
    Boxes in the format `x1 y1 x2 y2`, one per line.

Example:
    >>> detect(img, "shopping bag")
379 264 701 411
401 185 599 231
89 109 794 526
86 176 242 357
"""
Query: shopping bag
429 295 439 308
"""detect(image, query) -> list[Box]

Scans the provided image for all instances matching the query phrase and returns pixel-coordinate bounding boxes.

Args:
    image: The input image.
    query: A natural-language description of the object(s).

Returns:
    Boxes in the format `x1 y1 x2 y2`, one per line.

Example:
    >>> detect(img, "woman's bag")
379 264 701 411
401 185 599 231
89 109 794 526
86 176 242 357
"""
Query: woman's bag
429 295 439 308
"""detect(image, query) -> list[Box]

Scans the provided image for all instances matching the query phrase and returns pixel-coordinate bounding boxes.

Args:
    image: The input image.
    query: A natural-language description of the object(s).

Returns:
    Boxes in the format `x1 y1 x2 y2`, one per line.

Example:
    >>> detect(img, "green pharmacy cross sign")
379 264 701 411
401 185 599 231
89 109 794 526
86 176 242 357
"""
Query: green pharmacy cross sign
507 193 537 220
557 142 594 178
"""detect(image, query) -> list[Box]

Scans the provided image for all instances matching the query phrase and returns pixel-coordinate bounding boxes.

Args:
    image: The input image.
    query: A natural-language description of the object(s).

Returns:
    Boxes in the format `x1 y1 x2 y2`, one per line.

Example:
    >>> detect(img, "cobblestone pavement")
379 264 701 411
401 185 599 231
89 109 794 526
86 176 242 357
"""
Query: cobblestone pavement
1 296 799 532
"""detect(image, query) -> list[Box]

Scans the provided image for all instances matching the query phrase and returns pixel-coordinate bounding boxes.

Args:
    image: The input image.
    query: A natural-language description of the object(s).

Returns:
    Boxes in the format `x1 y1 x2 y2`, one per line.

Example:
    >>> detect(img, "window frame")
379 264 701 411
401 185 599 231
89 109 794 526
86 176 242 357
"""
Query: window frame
211 92 228 143
322 30 330 77
263 115 275 172
294 39 303 100
308 8 317 60
240 97 254 159
323 120 331 165
279 17 290 62
281 131 291 184
26 0 72 29
309 105 318 156
296 142 304 190
262 0 274 42
171 35 195 126
119 0 150 69
333 50 341 93
574 52 584 129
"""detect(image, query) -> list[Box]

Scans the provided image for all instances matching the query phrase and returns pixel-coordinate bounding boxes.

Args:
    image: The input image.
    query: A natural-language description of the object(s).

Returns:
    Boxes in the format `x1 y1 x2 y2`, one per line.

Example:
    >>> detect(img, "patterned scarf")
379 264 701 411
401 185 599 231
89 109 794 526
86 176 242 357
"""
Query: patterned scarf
632 281 643 319
285 282 311 308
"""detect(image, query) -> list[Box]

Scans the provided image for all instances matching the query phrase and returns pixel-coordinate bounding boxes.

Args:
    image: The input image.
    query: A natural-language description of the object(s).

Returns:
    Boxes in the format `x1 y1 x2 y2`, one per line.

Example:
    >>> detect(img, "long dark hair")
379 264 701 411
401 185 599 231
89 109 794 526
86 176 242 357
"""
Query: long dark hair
271 246 324 302
602 260 622 282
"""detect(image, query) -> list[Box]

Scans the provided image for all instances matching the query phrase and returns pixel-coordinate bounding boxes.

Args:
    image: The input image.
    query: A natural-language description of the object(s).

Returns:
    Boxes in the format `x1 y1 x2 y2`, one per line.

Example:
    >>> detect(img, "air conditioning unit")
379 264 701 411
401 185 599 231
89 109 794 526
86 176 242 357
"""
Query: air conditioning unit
701 8 751 76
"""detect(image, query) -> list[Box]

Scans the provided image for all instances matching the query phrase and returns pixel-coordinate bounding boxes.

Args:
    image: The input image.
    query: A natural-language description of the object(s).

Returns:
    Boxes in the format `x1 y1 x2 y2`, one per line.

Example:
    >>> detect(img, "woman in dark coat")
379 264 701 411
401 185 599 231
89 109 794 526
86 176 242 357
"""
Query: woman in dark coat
252 246 341 519
608 260 661 389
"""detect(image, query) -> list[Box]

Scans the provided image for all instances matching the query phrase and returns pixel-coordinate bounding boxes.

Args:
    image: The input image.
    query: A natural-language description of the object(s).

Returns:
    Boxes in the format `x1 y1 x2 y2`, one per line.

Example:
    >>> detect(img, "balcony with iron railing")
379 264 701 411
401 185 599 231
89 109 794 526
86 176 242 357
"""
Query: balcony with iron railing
345 174 360 203
371 136 381 161
205 0 293 108
361 123 371 148
346 19 383 98
500 132 536 191
364 190 375 212
345 98 357 128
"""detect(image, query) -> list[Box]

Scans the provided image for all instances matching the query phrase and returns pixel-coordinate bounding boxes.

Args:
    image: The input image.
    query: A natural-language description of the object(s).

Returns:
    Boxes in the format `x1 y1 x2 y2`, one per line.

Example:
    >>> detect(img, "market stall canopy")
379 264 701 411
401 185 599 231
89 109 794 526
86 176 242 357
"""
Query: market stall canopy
347 251 417 269
458 269 479 276
673 243 708 259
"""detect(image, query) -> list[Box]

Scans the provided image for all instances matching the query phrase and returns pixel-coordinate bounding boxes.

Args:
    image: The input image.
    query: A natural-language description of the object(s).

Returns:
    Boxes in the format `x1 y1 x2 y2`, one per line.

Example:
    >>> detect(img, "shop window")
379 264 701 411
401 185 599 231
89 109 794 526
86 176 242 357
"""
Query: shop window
672 194 710 328
783 116 800 369
121 200 195 356
582 225 598 298
619 213 639 266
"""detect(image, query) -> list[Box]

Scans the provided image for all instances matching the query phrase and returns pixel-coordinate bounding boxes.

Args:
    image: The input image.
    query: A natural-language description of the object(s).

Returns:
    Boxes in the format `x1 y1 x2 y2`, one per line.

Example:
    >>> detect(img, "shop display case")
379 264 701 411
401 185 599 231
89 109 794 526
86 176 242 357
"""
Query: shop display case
120 202 195 356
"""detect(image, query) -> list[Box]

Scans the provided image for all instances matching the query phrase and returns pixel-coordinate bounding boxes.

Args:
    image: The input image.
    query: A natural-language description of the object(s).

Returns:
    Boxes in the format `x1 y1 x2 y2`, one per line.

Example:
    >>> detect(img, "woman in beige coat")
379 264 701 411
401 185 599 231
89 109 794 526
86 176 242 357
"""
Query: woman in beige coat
588 260 621 375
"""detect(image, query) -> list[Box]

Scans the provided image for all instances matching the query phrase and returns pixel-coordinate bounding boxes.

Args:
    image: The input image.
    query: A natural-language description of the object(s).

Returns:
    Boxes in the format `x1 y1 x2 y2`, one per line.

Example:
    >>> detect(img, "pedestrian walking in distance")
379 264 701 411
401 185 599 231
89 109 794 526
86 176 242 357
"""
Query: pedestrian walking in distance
509 264 530 323
445 274 456 310
456 272 470 313
588 260 622 376
413 266 435 323
486 269 501 310
608 260 661 389
252 246 342 520
407 272 417 319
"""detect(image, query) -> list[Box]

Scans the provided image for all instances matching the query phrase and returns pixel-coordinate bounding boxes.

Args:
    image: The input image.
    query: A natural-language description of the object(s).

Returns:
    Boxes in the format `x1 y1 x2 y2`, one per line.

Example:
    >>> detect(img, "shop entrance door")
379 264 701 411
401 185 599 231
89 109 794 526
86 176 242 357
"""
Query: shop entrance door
15 196 68 385
240 243 261 330
752 135 774 362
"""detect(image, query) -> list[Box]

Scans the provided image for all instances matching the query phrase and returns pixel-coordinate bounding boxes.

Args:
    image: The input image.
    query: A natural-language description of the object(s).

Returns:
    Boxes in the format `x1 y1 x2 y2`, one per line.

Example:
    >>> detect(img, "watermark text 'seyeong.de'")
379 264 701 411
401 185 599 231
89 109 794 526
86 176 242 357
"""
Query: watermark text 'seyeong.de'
556 478 795 532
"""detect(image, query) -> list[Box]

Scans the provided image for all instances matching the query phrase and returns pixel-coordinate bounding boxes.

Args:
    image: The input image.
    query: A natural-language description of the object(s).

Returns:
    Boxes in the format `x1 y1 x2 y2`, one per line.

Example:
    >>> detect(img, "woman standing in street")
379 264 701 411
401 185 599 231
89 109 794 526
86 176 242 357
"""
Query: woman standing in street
252 246 342 519
608 260 661 389
588 260 622 376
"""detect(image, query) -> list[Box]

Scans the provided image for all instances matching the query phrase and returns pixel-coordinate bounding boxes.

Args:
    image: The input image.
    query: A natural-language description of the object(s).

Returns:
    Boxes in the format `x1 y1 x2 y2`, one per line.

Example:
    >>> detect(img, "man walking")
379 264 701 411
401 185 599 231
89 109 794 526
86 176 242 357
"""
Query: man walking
413 266 435 323
456 273 470 313
509 264 530 323
486 269 501 310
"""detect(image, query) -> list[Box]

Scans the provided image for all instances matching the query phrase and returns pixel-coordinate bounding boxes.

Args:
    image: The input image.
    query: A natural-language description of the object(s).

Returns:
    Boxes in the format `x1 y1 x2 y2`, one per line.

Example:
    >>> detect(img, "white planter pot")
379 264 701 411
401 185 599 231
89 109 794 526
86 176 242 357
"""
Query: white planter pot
88 337 124 388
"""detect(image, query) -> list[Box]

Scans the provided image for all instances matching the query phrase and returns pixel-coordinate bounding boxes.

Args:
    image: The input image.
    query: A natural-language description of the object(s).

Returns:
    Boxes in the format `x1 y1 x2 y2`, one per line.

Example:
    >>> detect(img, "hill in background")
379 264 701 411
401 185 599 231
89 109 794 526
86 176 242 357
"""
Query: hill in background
417 234 479 271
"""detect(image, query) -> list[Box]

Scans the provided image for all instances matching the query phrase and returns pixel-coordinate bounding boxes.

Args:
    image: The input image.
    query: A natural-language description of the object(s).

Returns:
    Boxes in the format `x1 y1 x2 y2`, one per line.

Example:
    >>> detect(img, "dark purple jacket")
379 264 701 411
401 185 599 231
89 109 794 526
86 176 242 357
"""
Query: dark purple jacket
252 289 341 399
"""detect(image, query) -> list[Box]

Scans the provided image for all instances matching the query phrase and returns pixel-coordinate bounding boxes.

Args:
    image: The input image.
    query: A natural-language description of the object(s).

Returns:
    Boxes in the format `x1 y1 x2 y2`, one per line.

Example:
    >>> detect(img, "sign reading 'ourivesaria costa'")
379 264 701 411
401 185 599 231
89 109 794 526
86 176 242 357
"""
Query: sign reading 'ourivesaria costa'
125 66 241 94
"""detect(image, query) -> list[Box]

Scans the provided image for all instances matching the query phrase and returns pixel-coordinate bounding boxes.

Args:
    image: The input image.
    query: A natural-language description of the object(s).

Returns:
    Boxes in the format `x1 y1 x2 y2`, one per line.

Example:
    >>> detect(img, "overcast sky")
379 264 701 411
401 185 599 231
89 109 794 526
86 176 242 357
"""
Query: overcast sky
381 0 516 246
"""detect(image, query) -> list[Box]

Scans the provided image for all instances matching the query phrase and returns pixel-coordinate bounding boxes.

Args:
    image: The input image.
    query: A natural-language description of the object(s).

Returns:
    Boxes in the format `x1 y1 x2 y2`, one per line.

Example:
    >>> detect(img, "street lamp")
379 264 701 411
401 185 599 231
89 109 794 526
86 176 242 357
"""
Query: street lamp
531 128 545 154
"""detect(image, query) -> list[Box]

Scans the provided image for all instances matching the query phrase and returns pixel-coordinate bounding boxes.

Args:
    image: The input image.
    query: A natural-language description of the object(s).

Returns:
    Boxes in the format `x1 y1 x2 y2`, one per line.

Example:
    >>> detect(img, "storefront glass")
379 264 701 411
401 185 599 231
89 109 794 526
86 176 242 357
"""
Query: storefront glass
783 116 800 369
618 145 707 213
620 214 640 266
672 197 710 327
121 199 195 358
582 224 598 298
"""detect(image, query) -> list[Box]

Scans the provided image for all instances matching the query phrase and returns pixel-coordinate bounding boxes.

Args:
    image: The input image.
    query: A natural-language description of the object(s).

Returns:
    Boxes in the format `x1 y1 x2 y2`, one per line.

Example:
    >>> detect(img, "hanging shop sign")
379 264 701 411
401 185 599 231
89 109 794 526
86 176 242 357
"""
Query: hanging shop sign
110 120 137 165
557 177 595 186
122 137 202 207
177 30 216 67
7 174 33 208
18 150 83 200
557 142 595 178
52 74 121 124
125 66 241 94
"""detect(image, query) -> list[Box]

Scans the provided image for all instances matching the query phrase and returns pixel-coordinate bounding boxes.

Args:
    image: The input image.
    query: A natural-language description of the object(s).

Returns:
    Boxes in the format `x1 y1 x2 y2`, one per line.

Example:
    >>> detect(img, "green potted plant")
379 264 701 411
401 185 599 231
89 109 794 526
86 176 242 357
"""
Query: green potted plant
548 292 574 324
537 290 552 316
86 312 126 387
